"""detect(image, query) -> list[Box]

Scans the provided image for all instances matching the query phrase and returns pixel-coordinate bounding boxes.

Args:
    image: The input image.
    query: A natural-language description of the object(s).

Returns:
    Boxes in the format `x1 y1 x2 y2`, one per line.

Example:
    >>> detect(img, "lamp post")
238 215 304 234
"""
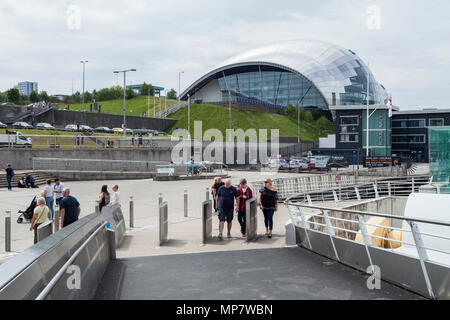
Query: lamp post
178 71 184 100
80 60 88 112
113 69 137 137
187 93 190 136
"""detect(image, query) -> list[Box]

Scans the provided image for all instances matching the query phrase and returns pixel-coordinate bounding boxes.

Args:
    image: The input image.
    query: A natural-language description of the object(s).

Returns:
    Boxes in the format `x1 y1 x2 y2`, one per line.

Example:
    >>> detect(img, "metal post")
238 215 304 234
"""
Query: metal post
129 196 134 228
297 207 312 249
95 203 100 214
107 228 116 260
158 193 163 205
357 214 375 274
184 190 188 217
388 182 392 197
412 177 415 193
5 210 11 252
54 206 60 232
322 210 339 261
409 222 435 299
206 187 209 201
123 72 126 137
373 183 379 198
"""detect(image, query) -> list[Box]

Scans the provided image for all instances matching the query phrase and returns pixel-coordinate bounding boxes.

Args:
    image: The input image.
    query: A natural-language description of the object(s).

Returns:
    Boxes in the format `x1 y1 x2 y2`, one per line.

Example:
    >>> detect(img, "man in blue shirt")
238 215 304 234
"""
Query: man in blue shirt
59 188 81 228
187 158 194 176
215 178 239 240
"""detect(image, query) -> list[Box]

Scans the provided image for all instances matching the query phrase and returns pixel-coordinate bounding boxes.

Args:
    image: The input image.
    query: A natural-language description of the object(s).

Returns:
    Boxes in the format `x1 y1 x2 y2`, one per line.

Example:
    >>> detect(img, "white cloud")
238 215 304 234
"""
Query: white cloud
0 0 449 109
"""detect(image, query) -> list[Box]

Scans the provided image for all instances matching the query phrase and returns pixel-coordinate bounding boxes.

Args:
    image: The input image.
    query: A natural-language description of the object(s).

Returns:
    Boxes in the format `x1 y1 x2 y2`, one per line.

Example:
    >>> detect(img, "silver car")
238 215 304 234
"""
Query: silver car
65 124 78 132
36 122 55 130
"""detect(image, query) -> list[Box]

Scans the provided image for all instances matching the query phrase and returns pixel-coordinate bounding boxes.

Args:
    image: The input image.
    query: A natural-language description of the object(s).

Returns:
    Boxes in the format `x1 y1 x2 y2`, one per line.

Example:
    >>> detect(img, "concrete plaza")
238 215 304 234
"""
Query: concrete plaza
0 170 309 261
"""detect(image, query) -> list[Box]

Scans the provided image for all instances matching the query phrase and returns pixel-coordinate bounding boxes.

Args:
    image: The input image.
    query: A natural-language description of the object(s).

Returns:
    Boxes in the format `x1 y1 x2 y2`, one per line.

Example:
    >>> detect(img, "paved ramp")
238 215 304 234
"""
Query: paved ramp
94 247 423 300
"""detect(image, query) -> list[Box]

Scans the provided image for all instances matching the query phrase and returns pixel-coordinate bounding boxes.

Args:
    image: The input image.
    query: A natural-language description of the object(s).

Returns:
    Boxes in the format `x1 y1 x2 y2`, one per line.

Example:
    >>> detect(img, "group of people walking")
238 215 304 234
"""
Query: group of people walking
30 182 81 244
211 177 279 240
29 182 121 244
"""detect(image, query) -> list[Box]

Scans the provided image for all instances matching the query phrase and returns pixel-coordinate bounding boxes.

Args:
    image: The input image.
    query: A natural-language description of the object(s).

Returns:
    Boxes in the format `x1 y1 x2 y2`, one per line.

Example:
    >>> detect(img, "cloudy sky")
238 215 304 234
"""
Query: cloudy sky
0 0 449 110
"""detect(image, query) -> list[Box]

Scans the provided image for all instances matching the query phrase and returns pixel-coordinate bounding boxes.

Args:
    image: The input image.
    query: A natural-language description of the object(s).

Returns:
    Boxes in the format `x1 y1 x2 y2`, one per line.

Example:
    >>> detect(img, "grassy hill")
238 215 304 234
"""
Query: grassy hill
167 104 335 142
67 95 179 117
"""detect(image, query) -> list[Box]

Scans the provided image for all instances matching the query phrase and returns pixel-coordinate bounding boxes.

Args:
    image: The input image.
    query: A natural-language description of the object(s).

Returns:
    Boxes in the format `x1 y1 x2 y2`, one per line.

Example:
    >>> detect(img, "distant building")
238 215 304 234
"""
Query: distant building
18 81 38 96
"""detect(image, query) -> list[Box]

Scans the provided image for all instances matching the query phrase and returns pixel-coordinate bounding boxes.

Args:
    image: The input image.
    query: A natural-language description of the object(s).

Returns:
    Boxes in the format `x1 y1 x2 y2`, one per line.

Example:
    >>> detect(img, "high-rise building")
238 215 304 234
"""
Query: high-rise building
17 81 38 96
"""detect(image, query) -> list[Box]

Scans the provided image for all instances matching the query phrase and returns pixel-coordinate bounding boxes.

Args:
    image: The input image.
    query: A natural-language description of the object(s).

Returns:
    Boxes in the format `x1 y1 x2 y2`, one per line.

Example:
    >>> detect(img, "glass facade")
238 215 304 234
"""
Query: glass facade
429 127 450 185
217 70 328 109
362 109 392 157
181 40 389 110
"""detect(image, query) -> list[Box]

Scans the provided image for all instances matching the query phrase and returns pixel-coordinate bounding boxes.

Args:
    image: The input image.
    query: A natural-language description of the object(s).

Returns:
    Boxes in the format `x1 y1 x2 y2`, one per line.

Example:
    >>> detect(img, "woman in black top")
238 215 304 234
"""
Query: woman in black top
98 185 110 212
259 178 279 238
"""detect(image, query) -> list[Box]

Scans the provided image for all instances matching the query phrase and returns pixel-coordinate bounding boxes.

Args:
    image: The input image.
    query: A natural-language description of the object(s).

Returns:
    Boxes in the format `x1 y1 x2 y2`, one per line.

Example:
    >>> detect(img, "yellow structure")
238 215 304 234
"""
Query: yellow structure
355 217 402 249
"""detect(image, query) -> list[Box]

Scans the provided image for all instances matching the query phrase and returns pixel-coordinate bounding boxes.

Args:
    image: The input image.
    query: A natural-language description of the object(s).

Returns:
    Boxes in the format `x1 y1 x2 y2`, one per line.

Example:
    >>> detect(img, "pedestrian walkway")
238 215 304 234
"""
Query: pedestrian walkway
94 247 423 300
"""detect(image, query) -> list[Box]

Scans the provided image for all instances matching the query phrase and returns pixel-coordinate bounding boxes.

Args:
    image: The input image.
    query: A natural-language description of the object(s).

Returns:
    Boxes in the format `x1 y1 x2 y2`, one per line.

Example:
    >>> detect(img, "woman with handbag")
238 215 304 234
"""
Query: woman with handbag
30 197 50 244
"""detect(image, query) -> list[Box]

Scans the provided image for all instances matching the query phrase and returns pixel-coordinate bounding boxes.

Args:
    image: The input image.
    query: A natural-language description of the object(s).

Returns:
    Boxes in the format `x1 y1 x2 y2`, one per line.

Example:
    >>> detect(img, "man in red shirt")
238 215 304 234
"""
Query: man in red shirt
236 178 253 237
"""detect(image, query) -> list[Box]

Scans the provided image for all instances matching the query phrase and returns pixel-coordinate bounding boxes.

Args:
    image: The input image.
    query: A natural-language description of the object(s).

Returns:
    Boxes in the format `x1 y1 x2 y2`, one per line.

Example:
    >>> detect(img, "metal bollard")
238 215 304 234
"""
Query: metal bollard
95 203 100 214
158 193 163 205
5 210 11 252
184 190 188 217
129 196 134 228
54 207 60 232
206 188 209 201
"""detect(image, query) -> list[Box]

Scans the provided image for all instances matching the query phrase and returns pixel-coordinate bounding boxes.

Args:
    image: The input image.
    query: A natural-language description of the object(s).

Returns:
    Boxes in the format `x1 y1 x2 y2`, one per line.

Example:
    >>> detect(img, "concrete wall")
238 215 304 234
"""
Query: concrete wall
0 148 173 169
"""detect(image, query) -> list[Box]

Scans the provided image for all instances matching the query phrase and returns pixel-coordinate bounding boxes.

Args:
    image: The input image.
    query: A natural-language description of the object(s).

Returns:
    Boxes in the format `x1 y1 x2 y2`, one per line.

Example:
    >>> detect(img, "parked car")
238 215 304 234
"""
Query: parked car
1 102 16 106
268 158 290 170
65 124 78 132
94 126 113 133
0 121 7 128
79 125 93 132
36 122 55 130
289 158 309 169
12 121 33 129
154 131 170 137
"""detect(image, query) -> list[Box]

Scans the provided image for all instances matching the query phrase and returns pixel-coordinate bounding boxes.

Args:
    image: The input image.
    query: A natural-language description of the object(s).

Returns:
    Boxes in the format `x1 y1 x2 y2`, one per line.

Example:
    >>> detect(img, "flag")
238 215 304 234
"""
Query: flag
386 95 393 118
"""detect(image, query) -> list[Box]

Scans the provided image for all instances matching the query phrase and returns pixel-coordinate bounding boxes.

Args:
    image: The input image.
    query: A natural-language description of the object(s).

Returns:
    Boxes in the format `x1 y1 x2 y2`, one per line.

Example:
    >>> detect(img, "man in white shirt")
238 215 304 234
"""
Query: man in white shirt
54 179 65 207
111 185 120 205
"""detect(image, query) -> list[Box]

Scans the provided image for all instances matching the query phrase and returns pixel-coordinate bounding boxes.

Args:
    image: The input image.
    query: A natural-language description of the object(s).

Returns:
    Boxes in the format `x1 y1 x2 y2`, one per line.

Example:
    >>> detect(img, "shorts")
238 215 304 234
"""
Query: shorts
218 207 234 223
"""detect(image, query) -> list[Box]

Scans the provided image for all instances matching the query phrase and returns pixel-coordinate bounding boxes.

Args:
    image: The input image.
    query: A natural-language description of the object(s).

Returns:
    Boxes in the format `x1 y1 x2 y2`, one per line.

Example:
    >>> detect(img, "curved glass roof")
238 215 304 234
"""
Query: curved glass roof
180 39 388 107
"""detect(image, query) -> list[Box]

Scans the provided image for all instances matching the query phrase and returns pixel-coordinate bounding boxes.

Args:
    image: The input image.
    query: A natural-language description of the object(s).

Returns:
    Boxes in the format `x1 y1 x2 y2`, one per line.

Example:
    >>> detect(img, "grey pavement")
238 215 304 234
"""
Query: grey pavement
94 247 424 300
0 170 306 257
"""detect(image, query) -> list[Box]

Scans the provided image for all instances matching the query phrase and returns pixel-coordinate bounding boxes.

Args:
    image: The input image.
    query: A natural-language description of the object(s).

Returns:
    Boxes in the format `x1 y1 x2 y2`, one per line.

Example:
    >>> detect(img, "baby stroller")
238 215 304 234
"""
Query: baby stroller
17 196 37 224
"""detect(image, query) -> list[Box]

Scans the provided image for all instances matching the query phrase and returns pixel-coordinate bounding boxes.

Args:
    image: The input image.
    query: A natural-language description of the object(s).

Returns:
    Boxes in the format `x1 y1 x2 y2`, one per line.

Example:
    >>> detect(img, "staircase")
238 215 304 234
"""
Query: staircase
0 171 56 188
156 101 187 118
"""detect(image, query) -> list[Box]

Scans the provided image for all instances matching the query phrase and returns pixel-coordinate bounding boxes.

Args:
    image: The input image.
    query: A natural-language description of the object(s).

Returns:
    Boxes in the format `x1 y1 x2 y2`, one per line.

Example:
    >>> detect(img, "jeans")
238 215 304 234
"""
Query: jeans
6 176 12 190
45 196 54 219
238 211 246 235
262 208 275 231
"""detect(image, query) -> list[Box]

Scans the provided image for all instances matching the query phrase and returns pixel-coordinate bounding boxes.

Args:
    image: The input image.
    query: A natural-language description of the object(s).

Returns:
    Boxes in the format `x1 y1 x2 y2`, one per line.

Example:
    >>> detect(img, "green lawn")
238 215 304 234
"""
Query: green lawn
167 104 335 142
67 95 179 117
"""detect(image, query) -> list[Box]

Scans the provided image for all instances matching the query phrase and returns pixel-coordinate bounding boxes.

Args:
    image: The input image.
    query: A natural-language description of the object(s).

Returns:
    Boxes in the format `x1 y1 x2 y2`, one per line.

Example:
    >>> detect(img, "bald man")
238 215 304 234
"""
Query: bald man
59 188 80 228
215 178 239 240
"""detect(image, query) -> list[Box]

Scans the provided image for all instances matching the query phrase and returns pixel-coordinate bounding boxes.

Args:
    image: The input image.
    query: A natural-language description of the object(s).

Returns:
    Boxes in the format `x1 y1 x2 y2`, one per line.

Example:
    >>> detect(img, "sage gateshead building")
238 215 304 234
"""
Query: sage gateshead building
179 39 389 110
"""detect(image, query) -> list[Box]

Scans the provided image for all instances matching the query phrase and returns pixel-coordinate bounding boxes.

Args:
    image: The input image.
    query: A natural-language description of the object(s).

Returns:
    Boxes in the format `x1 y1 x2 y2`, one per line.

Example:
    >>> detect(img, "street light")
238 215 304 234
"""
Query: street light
80 60 88 112
178 71 184 100
113 68 137 137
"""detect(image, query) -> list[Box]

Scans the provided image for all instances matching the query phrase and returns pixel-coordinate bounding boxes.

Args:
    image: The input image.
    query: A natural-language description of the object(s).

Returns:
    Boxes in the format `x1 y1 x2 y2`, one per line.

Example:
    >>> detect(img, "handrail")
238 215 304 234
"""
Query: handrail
285 202 450 227
35 221 108 300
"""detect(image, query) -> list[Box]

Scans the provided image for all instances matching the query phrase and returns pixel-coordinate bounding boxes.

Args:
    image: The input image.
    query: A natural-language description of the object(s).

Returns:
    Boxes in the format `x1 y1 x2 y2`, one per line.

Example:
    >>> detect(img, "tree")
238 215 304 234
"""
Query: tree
72 91 82 103
316 116 335 135
139 82 154 96
84 91 93 102
126 86 135 99
6 88 20 104
29 90 39 102
167 88 177 100
0 91 5 102
300 109 314 122
39 91 49 101
283 104 296 118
